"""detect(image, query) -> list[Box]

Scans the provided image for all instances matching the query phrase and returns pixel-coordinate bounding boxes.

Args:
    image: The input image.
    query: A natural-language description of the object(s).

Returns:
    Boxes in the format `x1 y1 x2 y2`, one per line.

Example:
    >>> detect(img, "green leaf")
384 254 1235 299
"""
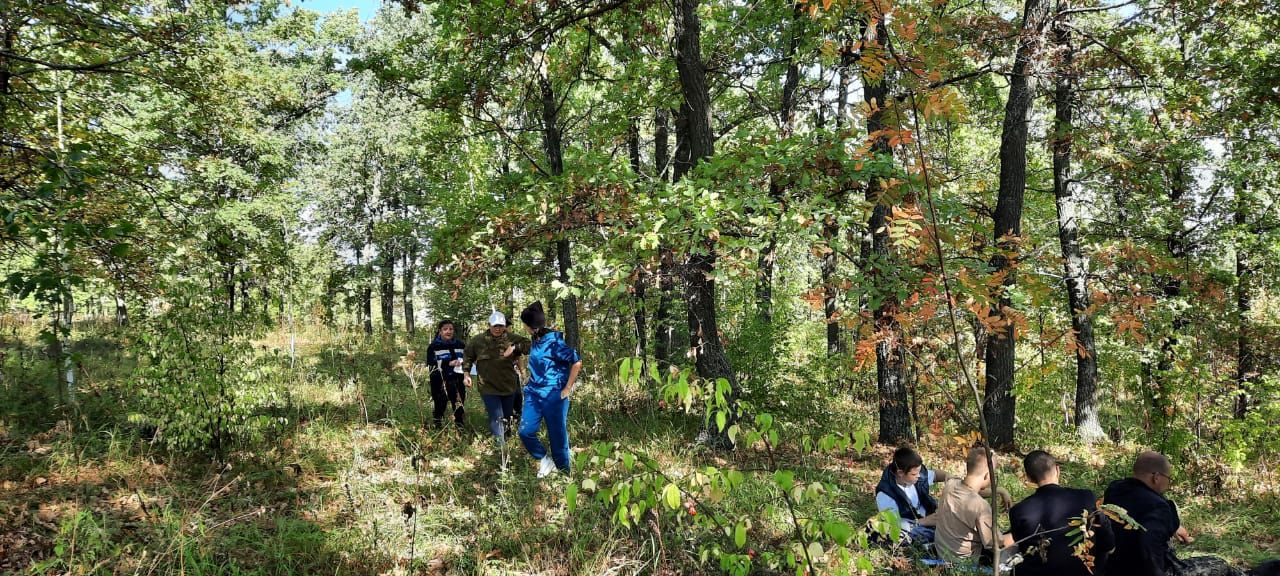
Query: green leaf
663 483 681 510
734 523 747 548
773 470 794 491
565 483 579 514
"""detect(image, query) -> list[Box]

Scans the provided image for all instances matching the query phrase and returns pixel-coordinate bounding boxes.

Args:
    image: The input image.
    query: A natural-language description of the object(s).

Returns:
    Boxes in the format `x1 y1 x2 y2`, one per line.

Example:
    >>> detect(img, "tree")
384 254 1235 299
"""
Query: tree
984 0 1050 450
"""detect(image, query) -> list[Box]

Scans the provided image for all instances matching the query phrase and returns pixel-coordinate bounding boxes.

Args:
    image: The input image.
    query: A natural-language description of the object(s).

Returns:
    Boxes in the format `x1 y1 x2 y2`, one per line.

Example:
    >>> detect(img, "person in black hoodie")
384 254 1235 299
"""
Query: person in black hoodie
425 319 468 428
1010 450 1113 576
1103 451 1243 576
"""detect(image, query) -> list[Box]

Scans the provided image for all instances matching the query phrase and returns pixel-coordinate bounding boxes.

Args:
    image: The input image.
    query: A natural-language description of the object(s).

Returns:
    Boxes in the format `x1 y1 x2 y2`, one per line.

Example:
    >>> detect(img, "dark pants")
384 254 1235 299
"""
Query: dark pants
1174 557 1245 576
481 393 519 440
430 377 465 427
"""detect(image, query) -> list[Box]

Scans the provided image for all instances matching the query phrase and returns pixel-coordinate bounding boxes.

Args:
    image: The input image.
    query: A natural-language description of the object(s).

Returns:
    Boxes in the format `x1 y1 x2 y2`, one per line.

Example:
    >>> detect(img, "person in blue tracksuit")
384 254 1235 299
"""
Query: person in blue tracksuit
516 301 582 478
425 319 467 428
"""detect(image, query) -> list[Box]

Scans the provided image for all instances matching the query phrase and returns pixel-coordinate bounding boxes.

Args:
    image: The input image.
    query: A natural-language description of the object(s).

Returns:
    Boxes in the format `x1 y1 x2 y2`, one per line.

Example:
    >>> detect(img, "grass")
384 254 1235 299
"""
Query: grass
1 319 1277 575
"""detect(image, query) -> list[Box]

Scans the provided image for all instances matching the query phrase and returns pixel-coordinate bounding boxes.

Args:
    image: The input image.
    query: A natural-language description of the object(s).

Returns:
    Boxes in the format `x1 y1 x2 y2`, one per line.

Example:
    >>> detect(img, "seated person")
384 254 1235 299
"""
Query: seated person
1104 451 1244 576
875 446 950 543
934 446 1015 564
1010 450 1114 576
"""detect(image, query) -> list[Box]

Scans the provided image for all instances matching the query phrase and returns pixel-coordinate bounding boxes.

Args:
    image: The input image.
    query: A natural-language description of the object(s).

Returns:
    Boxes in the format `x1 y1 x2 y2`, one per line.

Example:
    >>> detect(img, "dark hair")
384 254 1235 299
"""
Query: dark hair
519 302 545 327
1023 450 1057 483
435 319 454 335
965 446 993 475
892 446 923 474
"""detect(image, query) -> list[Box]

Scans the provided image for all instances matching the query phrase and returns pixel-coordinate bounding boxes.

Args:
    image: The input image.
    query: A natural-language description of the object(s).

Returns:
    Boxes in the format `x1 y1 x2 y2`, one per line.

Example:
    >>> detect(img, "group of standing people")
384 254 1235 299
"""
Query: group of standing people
876 446 1252 576
422 301 582 477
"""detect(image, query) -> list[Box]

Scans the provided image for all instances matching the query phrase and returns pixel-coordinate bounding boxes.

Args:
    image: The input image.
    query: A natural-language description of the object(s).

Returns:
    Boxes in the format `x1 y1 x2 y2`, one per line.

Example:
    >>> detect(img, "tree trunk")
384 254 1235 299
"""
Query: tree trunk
379 249 395 331
539 58 580 349
403 244 416 336
655 107 680 372
756 3 803 325
114 291 128 327
860 18 911 445
674 0 737 446
1235 182 1255 419
628 118 649 363
1149 163 1188 445
983 0 1050 450
1050 17 1104 443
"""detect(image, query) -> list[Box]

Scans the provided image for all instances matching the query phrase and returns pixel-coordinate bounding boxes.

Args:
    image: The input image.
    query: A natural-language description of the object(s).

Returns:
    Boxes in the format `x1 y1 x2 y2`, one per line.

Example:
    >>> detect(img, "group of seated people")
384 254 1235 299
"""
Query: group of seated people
874 446 1245 575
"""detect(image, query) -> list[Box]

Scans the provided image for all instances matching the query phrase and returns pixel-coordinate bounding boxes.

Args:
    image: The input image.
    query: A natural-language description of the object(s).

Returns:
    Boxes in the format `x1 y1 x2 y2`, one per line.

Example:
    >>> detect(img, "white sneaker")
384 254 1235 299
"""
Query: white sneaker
536 455 556 478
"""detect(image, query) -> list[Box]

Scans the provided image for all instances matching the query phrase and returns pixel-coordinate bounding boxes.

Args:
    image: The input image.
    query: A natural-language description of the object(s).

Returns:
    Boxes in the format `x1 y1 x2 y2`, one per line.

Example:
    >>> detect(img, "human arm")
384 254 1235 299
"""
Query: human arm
560 360 583 399
979 486 1013 510
462 338 476 387
1175 525 1193 544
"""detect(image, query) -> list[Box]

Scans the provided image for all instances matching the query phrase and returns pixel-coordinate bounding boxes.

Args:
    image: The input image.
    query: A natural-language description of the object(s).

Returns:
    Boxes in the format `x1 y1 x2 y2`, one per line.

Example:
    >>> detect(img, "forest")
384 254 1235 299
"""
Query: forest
1 0 1278 574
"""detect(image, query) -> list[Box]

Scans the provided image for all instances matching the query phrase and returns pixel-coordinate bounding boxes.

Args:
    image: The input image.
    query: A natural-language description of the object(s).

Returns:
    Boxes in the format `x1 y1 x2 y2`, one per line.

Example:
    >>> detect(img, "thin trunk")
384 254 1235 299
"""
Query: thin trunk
861 18 911 444
114 292 128 327
757 3 803 325
540 56 580 349
628 118 649 363
674 0 737 446
380 250 395 331
984 0 1050 450
1051 16 1104 442
403 245 416 336
1235 181 1255 419
654 108 674 372
1150 163 1188 444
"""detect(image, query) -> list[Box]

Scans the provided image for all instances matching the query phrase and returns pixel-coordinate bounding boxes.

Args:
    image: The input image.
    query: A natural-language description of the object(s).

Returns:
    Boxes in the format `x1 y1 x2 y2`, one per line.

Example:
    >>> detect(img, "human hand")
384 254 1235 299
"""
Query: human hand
560 387 572 400
502 345 515 358
450 359 461 367
1175 526 1194 544
998 487 1013 510
463 375 472 388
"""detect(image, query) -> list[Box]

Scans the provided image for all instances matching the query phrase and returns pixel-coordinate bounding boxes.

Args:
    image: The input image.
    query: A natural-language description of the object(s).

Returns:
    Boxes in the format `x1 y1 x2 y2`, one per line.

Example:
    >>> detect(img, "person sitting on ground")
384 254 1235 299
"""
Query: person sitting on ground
875 446 951 544
1010 450 1114 576
933 446 1015 565
1104 451 1244 576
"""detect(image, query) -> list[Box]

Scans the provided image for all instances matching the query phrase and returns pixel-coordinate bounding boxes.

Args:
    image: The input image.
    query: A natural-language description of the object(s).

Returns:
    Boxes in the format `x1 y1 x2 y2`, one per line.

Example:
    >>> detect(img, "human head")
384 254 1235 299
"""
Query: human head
1023 450 1060 486
891 446 924 485
520 301 546 334
1132 451 1173 494
487 311 507 336
965 446 996 489
436 319 455 340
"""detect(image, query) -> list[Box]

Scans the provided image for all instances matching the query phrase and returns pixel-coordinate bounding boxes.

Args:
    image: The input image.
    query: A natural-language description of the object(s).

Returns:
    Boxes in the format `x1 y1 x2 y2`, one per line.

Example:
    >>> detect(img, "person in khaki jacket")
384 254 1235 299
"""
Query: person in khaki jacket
463 311 530 467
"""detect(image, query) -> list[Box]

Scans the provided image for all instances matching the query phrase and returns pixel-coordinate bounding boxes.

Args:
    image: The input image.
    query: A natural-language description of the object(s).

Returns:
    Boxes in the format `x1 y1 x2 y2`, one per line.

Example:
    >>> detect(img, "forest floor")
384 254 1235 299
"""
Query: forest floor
2 323 1279 575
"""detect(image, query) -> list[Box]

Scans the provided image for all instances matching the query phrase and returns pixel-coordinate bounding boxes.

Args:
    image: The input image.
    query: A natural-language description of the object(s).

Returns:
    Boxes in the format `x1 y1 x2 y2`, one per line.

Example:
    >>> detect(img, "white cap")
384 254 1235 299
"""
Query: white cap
487 311 507 326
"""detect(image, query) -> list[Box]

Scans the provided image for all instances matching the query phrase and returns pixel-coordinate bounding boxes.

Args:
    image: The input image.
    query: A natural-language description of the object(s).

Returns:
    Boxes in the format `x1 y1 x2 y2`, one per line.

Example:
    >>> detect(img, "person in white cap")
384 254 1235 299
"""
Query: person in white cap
463 310 531 468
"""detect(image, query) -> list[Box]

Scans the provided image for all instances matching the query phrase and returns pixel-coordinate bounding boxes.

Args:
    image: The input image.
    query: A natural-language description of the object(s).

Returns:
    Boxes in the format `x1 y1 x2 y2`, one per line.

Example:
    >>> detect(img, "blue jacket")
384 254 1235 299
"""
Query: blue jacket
525 331 581 399
875 463 937 521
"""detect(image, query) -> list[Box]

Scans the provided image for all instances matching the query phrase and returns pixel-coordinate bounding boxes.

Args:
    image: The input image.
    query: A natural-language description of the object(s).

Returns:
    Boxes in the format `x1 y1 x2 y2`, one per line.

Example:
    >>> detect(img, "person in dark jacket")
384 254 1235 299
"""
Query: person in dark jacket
516 301 582 478
463 311 532 468
425 320 467 428
1010 450 1114 576
1103 451 1243 576
874 446 951 543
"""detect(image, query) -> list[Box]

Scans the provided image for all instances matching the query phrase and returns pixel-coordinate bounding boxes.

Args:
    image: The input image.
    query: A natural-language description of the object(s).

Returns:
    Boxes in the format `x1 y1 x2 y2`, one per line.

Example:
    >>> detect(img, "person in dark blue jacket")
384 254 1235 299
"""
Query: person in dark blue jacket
516 301 582 478
425 319 468 428
874 446 951 543
1010 450 1114 576
1103 451 1243 576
